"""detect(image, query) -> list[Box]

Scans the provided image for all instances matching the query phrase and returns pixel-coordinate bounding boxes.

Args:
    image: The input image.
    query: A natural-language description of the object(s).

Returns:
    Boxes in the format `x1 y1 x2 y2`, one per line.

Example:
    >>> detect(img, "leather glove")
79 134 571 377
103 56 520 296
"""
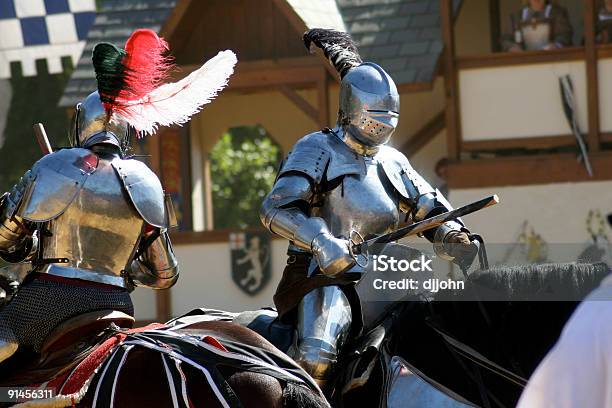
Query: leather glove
312 232 355 277
444 231 478 265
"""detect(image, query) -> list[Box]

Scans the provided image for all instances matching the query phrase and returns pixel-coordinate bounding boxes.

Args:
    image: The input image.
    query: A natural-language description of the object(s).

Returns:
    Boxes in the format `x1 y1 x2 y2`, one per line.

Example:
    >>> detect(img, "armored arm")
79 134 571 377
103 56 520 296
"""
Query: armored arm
129 227 179 289
260 174 355 276
397 163 470 263
0 172 37 263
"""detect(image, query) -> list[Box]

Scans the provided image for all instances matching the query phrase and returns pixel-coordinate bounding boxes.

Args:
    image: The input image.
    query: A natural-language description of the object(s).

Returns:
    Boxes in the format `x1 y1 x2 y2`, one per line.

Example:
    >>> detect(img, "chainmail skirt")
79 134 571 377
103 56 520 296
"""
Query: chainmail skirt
0 275 133 352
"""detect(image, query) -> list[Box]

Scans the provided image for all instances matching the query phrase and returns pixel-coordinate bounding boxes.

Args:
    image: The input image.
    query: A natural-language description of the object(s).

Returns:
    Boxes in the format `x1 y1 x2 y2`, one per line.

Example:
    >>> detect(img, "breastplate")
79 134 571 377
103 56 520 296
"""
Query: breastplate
40 157 144 286
311 157 400 239
520 20 551 50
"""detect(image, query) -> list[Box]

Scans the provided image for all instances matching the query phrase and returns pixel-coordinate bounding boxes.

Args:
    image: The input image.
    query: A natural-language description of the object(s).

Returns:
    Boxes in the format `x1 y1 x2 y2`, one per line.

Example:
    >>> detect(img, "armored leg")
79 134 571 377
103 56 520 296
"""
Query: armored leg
290 285 352 387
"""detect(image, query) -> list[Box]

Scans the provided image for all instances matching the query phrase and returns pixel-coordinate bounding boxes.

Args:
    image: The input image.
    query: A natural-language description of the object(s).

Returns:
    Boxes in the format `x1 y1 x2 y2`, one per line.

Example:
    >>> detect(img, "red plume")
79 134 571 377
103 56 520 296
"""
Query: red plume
120 29 174 101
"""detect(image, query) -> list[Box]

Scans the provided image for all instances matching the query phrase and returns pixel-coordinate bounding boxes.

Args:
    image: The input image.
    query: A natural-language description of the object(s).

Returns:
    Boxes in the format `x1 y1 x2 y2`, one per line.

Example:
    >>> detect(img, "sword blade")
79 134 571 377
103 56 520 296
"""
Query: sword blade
354 194 499 253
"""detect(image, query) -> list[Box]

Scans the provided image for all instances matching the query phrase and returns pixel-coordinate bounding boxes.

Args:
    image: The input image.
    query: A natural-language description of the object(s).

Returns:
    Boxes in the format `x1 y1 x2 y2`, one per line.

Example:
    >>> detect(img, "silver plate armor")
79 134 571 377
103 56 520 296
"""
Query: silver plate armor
262 38 469 385
70 91 130 150
17 148 97 222
385 355 474 408
261 129 467 384
111 157 169 228
0 148 178 289
292 285 352 385
262 129 463 259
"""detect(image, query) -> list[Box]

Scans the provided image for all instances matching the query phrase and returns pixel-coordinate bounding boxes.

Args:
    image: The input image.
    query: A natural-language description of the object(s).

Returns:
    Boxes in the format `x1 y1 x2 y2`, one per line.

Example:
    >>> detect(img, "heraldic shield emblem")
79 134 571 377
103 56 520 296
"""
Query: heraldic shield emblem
229 231 271 295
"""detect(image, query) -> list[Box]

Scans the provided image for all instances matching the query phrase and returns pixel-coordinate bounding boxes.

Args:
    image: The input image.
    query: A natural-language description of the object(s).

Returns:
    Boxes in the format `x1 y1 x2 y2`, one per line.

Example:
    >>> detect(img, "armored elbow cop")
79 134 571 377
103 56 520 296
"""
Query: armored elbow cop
262 206 326 252
129 230 179 289
0 180 37 263
261 207 354 276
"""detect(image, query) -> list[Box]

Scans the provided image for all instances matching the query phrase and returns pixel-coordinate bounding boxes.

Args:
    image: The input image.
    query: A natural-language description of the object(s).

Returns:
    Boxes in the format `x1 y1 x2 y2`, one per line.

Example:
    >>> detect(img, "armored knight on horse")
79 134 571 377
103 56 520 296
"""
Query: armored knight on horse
0 29 236 364
260 29 479 388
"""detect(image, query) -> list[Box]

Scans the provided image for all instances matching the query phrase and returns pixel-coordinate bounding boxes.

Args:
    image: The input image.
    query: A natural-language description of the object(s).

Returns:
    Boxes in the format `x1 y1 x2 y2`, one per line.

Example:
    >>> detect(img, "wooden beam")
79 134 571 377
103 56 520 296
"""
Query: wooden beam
203 154 214 230
441 0 460 160
159 0 192 39
179 124 193 231
489 0 501 53
228 65 322 90
269 0 339 80
462 135 576 151
456 47 585 70
601 132 612 143
596 44 612 58
160 0 205 55
317 68 329 128
277 85 319 124
147 131 162 175
584 0 601 152
446 152 612 189
148 131 169 322
156 291 172 322
400 110 445 158
396 81 434 93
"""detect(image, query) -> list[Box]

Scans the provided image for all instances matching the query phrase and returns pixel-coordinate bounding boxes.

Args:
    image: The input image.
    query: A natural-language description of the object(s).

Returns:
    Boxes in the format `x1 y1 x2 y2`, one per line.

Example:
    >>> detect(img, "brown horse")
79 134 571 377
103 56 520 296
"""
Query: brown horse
1 320 328 408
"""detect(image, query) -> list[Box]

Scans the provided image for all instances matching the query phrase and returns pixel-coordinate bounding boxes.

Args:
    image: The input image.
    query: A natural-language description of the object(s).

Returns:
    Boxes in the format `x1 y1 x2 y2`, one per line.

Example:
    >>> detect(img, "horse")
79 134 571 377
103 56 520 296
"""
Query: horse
351 261 611 408
0 319 329 408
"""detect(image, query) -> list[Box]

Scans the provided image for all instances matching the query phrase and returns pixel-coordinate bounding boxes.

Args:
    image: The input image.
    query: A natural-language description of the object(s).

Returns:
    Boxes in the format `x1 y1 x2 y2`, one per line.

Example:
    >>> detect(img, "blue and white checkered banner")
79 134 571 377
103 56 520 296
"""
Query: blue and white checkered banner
0 0 96 78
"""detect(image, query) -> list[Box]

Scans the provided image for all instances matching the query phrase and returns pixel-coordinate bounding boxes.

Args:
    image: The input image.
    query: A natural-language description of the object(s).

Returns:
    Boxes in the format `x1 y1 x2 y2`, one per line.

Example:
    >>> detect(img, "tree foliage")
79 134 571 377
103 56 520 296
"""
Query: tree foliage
209 126 281 229
0 62 72 193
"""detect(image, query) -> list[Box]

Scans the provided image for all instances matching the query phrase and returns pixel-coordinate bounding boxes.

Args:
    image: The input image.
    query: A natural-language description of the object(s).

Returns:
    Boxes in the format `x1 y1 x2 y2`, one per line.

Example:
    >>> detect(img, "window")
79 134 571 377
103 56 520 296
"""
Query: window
209 126 281 229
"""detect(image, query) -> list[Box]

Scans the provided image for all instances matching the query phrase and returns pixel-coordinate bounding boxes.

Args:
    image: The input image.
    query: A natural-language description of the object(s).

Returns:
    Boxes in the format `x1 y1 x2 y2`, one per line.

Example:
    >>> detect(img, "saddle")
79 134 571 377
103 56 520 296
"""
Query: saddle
1 309 134 386
168 307 294 353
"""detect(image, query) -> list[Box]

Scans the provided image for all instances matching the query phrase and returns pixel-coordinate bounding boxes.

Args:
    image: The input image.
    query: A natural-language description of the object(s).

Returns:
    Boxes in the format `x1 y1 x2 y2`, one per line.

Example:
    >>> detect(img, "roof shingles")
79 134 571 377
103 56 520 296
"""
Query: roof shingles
60 0 459 106
338 0 452 86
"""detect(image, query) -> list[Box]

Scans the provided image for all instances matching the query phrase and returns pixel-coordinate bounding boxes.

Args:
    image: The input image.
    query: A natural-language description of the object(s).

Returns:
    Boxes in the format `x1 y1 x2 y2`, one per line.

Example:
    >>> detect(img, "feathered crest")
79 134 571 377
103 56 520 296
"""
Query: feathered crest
92 29 237 135
303 28 362 78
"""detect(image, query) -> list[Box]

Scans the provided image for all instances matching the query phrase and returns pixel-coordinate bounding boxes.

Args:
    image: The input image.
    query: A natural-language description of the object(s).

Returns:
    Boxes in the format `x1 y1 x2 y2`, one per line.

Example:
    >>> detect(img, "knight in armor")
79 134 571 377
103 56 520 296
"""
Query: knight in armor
260 29 478 388
0 29 236 363
502 0 573 51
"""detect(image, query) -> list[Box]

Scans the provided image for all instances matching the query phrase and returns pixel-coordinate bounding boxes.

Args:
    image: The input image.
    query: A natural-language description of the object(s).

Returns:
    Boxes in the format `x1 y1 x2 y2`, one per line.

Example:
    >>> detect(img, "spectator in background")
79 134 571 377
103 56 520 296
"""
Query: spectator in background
596 0 612 44
502 0 573 52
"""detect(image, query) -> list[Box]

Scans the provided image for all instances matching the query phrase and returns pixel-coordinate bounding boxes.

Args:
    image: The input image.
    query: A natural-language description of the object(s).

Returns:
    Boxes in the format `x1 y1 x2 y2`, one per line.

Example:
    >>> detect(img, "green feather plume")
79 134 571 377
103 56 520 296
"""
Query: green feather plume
92 43 127 104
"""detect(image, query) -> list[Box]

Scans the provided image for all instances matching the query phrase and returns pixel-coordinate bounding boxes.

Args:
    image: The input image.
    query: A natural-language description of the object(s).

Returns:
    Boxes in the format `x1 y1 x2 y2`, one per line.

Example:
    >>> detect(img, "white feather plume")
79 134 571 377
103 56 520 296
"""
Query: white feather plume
119 50 237 136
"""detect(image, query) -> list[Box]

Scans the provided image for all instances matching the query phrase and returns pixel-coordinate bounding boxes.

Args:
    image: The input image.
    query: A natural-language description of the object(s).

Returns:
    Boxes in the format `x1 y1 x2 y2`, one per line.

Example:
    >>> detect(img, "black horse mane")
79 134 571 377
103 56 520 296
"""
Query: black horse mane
461 262 611 301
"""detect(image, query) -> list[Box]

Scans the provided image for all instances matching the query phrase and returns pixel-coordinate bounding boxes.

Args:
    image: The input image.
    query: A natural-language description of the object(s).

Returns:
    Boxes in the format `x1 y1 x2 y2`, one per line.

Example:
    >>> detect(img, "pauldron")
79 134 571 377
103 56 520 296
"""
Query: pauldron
111 157 170 228
14 149 98 222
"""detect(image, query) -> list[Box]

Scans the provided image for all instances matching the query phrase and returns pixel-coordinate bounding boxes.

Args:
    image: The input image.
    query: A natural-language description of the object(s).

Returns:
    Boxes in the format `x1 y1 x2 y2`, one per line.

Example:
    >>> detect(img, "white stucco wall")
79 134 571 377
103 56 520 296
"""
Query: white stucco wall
449 180 612 244
170 240 287 316
460 61 587 140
